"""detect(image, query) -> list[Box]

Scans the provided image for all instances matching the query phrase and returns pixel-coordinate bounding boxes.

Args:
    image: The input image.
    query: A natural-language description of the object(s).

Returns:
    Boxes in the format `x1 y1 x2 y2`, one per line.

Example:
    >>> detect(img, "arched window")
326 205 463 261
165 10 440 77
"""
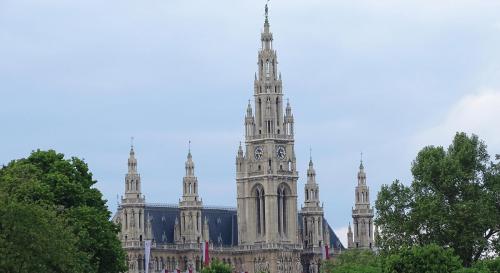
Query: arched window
124 210 128 229
276 97 280 125
138 210 142 229
266 60 270 78
258 99 262 127
254 185 265 236
277 184 289 235
197 212 200 231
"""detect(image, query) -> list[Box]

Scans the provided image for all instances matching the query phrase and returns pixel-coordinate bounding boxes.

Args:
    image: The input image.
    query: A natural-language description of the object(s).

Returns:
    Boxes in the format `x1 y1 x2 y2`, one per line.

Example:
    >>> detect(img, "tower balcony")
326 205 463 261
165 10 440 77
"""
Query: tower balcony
246 133 293 142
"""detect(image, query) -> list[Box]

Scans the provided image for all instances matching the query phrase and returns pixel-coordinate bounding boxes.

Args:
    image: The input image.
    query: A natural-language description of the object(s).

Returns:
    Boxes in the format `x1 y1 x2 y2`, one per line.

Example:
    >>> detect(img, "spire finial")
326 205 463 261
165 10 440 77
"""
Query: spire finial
265 0 269 19
309 146 312 161
129 136 135 156
188 140 191 154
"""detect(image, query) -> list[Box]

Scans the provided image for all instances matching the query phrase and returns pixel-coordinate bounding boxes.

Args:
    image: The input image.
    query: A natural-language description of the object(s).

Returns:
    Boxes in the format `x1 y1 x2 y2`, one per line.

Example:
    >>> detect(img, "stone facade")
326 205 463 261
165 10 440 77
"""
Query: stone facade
347 160 375 249
113 5 345 273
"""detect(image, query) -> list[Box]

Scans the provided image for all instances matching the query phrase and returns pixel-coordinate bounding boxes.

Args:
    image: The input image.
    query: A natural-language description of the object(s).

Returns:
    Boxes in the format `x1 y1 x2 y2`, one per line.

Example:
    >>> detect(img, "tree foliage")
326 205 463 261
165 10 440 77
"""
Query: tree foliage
0 195 85 273
0 150 126 273
201 260 233 273
322 245 499 273
322 249 382 273
383 244 462 273
375 133 500 266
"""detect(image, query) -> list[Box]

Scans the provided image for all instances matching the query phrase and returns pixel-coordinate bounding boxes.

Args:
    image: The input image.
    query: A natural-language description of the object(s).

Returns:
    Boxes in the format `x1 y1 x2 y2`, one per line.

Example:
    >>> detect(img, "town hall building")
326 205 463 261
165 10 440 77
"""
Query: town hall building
113 5 374 273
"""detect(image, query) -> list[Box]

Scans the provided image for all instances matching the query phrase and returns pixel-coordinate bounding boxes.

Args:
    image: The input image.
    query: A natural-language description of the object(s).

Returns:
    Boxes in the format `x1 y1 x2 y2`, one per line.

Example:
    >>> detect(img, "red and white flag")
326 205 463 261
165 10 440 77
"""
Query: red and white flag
201 241 210 266
321 245 330 260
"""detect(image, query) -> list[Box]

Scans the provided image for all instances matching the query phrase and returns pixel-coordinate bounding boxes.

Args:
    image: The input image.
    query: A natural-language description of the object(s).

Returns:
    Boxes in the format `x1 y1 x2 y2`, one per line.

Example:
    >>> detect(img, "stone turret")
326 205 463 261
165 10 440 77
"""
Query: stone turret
347 223 354 248
349 156 374 249
178 146 205 244
119 142 146 243
301 156 325 250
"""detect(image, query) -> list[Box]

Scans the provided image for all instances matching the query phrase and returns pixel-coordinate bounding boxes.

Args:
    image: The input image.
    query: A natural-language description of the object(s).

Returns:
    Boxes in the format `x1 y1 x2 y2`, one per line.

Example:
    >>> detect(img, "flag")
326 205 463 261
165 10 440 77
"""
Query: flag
321 245 330 260
201 241 210 266
145 240 152 273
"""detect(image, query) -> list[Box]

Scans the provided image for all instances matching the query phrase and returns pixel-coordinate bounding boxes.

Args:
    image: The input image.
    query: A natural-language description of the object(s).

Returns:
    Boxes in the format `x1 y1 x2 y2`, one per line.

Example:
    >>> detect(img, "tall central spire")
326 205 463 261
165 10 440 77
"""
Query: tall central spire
236 3 299 246
246 2 293 138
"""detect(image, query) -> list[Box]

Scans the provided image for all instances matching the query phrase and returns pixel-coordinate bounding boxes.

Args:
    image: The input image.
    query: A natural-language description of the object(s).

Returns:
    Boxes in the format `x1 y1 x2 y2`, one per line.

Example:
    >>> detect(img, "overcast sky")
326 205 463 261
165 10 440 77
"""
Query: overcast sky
1 0 500 246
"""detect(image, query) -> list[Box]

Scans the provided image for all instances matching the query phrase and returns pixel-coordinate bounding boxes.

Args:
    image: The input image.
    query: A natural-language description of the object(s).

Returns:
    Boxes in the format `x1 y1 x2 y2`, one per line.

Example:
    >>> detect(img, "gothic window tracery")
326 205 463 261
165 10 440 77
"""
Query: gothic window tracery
254 184 265 236
277 183 289 235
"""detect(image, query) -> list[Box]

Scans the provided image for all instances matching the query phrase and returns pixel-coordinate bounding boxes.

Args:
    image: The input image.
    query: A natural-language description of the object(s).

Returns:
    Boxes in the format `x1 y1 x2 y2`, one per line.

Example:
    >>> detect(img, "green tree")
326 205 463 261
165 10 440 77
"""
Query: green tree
322 249 382 273
375 133 500 266
0 150 126 273
201 260 232 273
0 194 85 273
384 244 462 273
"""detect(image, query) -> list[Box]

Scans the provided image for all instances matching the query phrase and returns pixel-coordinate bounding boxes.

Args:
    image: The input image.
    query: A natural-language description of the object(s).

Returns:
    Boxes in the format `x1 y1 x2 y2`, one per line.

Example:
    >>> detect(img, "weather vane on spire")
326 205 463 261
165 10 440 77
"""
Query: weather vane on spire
188 140 191 153
130 136 134 149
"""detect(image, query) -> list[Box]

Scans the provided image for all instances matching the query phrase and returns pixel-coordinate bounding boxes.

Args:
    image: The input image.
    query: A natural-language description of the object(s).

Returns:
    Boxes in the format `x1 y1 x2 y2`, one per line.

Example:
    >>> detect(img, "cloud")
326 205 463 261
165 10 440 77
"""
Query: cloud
334 226 349 248
414 89 500 155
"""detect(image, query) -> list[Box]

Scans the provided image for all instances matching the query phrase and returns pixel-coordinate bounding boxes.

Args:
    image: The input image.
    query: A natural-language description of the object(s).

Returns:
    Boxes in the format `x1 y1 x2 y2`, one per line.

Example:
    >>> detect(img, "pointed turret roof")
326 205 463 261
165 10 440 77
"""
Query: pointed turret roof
185 141 195 177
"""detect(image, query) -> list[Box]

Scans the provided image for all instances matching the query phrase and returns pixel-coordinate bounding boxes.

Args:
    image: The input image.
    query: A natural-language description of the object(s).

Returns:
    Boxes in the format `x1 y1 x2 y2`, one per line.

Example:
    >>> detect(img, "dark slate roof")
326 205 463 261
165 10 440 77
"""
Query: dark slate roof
145 204 344 249
146 204 180 244
202 208 238 246
145 204 238 246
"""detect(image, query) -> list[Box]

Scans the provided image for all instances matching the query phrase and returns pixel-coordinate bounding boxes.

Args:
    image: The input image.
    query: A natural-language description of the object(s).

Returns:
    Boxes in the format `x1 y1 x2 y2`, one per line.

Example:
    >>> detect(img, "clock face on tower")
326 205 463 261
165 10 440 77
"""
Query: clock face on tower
254 146 264 160
276 145 286 160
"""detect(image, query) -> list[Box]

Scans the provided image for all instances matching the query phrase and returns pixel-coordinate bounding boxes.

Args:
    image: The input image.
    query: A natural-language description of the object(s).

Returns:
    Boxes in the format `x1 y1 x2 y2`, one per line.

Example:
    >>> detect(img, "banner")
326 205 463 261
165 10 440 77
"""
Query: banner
145 240 152 273
321 245 330 260
201 241 210 266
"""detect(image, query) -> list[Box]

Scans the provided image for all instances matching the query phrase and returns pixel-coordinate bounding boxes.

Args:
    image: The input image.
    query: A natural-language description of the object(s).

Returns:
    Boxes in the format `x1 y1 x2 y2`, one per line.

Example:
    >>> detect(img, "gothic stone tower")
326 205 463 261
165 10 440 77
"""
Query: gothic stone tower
301 157 325 249
115 145 155 273
236 4 298 246
300 157 330 273
174 149 206 244
119 145 148 243
348 160 374 249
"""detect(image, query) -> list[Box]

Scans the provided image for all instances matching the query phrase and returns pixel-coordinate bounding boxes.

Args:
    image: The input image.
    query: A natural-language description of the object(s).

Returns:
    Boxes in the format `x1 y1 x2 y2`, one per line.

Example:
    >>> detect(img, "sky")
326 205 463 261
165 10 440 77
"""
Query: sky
1 0 500 247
